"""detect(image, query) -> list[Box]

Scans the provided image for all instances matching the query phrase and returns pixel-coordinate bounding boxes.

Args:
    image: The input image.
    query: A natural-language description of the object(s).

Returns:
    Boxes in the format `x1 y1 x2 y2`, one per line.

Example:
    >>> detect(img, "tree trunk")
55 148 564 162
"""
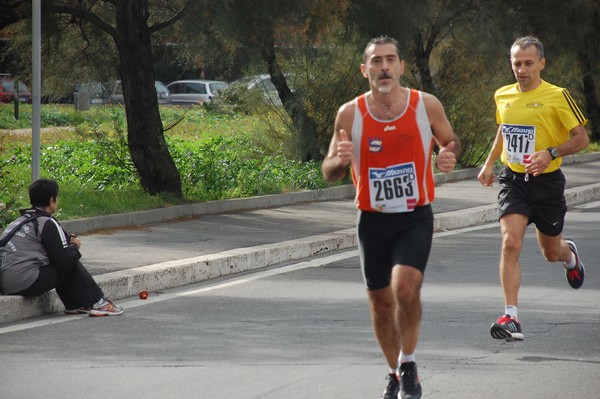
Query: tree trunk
113 1 183 197
260 38 320 162
413 30 437 96
581 64 600 141
579 4 600 142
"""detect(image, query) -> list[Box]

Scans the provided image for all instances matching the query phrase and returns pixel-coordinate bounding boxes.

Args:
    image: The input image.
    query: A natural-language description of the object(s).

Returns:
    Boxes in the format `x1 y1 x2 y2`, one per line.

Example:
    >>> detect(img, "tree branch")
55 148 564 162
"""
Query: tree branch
148 0 191 34
0 0 29 30
44 3 117 37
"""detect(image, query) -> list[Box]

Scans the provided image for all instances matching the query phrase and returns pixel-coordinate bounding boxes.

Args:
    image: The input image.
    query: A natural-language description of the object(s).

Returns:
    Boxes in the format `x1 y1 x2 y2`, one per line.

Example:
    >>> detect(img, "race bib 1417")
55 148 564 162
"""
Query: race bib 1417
502 124 536 165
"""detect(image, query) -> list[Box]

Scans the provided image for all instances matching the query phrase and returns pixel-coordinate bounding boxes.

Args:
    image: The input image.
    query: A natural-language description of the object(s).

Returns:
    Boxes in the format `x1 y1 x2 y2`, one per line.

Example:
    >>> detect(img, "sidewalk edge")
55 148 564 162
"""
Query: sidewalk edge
61 152 600 235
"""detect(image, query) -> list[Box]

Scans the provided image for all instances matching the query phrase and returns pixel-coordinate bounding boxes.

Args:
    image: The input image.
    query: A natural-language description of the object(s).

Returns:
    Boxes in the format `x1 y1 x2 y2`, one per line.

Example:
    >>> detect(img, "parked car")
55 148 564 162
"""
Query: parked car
166 79 228 105
0 77 32 104
228 73 296 106
110 80 171 104
74 81 111 108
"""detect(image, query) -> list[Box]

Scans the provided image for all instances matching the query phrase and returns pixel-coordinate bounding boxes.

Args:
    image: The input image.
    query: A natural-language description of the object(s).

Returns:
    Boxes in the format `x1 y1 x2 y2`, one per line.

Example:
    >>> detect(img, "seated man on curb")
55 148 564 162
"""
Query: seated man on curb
0 178 123 317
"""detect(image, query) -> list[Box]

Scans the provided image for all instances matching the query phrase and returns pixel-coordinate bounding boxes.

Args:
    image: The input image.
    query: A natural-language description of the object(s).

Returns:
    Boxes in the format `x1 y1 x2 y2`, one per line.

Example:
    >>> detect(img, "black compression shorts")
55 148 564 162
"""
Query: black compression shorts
497 167 567 236
357 205 433 290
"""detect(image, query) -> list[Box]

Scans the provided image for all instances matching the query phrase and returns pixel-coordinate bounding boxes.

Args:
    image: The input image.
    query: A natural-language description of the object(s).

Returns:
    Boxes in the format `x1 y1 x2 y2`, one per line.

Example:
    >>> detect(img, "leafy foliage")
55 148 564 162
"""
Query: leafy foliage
1 0 598 222
171 135 326 200
0 141 23 226
0 104 338 227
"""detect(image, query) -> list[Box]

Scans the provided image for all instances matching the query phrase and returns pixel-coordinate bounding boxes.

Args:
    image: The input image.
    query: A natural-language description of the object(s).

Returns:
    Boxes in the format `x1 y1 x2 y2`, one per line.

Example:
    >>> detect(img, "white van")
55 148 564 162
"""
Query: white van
166 80 228 105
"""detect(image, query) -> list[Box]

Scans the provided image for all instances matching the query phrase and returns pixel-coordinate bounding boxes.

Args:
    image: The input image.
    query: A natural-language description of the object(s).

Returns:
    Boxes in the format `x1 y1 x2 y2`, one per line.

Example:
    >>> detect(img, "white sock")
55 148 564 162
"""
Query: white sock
505 305 518 319
565 250 577 269
399 351 416 364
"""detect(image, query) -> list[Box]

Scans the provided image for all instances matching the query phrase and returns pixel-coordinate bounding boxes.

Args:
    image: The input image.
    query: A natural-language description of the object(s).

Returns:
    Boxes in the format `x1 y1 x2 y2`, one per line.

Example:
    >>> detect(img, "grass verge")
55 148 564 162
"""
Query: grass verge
0 103 342 227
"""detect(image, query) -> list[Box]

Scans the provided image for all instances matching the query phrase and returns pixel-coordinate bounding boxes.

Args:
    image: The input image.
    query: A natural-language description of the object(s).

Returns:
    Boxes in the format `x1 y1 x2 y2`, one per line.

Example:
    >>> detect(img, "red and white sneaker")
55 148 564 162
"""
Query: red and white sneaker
88 298 124 317
563 239 585 289
490 314 524 341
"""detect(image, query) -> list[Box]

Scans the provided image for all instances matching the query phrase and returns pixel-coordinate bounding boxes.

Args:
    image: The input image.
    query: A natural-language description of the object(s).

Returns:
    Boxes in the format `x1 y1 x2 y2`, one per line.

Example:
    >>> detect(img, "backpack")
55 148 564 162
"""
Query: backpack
0 214 43 269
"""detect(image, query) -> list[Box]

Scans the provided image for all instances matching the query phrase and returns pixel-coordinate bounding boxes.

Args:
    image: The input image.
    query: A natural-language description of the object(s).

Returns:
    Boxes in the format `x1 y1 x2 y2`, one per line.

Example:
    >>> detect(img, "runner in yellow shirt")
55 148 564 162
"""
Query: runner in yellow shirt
478 36 589 341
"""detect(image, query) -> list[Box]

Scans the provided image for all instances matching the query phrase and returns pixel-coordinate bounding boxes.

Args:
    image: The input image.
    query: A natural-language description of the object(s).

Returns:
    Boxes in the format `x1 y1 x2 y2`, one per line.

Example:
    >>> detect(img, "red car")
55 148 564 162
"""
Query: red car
0 78 33 103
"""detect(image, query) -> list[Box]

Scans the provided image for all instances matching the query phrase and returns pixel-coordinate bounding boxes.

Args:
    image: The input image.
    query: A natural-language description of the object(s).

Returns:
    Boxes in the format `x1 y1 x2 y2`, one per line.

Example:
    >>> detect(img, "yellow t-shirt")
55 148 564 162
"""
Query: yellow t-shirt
495 80 588 173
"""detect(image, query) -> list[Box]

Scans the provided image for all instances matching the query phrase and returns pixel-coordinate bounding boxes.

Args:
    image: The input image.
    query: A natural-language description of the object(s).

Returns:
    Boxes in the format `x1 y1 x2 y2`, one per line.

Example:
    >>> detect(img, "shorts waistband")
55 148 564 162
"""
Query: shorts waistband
504 167 562 180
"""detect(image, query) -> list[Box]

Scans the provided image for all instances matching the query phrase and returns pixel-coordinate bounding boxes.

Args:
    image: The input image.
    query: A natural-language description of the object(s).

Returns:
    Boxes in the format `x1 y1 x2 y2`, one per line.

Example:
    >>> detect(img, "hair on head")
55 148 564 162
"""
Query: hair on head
29 178 59 208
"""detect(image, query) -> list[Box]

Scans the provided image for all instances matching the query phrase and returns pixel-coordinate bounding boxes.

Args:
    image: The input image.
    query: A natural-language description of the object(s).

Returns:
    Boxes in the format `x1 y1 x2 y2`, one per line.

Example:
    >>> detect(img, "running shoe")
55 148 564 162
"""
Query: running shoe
490 314 524 341
563 239 585 289
64 307 90 315
380 372 399 399
399 362 422 399
88 298 124 317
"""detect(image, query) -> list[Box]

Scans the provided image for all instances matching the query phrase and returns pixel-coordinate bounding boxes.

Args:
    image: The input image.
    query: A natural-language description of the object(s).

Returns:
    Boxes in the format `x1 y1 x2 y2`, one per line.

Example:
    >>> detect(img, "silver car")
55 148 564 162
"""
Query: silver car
74 81 111 109
229 74 296 106
110 80 171 104
166 79 228 105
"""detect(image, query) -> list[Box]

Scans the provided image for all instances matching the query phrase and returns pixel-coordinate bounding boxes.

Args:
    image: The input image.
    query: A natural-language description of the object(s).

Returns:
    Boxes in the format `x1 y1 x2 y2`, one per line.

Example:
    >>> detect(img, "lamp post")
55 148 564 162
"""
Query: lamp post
31 0 41 181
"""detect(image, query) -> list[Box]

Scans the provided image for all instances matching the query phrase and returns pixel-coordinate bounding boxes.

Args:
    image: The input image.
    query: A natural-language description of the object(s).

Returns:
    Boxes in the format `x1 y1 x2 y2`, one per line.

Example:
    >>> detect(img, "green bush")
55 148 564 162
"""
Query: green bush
0 103 340 227
0 151 23 226
171 135 328 201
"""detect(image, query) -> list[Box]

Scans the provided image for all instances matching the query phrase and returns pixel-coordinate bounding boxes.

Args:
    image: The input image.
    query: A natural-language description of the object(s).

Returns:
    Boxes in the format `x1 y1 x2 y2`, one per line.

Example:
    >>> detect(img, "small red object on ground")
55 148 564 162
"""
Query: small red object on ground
139 290 149 300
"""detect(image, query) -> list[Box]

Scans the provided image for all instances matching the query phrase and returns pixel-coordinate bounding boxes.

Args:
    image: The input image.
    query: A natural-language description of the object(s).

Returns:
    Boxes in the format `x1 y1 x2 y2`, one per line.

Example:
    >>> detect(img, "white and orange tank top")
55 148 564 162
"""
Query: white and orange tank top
350 89 435 213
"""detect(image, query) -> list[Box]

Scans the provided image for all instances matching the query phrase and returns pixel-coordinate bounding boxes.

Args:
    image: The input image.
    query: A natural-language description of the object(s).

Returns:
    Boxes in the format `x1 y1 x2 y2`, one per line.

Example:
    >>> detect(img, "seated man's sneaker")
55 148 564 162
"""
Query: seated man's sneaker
88 298 124 317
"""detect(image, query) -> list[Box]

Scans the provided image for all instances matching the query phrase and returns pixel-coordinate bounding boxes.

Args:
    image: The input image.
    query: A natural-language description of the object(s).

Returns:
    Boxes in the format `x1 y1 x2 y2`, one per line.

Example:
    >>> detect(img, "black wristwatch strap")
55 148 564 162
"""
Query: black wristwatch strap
547 147 559 160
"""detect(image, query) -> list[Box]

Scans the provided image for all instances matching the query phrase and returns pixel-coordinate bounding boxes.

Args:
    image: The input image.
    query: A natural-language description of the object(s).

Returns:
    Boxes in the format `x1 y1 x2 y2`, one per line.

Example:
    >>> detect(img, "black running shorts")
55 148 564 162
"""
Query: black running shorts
497 167 567 236
357 205 433 290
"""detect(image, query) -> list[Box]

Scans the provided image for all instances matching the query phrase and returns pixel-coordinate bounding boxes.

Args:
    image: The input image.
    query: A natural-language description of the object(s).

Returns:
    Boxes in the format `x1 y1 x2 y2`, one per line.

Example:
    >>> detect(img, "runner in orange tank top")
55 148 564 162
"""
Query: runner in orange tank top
322 36 461 399
351 89 436 213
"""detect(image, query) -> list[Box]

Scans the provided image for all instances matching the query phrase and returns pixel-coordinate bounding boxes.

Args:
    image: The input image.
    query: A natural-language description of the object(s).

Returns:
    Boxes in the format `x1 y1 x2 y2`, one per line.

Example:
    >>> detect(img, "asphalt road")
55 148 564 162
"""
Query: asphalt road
0 201 599 399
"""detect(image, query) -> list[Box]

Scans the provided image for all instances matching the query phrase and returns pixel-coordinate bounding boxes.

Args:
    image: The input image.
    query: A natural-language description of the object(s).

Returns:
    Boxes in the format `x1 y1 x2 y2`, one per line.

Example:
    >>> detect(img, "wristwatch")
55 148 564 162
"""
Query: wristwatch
547 147 559 160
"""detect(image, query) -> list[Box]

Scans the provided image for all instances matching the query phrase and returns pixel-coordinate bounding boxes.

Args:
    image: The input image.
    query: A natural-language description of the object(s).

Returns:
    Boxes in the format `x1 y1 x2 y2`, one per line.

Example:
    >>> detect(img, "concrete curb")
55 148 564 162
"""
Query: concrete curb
61 185 356 235
94 228 358 301
56 168 492 235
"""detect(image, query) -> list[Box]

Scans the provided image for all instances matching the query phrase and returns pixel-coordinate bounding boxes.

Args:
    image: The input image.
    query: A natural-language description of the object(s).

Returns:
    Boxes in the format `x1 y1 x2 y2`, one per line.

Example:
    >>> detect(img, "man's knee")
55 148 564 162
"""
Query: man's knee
540 245 563 262
392 267 422 305
502 231 523 254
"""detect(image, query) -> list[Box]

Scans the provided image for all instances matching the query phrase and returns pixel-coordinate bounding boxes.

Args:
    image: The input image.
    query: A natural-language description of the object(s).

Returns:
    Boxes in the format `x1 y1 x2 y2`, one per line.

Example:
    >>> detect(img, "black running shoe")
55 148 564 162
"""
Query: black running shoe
399 362 422 399
490 314 524 341
563 239 585 289
380 373 399 399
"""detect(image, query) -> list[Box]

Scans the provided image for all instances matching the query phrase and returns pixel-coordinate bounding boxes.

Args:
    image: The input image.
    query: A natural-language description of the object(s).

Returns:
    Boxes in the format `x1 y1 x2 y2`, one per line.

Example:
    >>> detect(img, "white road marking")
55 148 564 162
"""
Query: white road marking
0 313 83 334
433 222 498 238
